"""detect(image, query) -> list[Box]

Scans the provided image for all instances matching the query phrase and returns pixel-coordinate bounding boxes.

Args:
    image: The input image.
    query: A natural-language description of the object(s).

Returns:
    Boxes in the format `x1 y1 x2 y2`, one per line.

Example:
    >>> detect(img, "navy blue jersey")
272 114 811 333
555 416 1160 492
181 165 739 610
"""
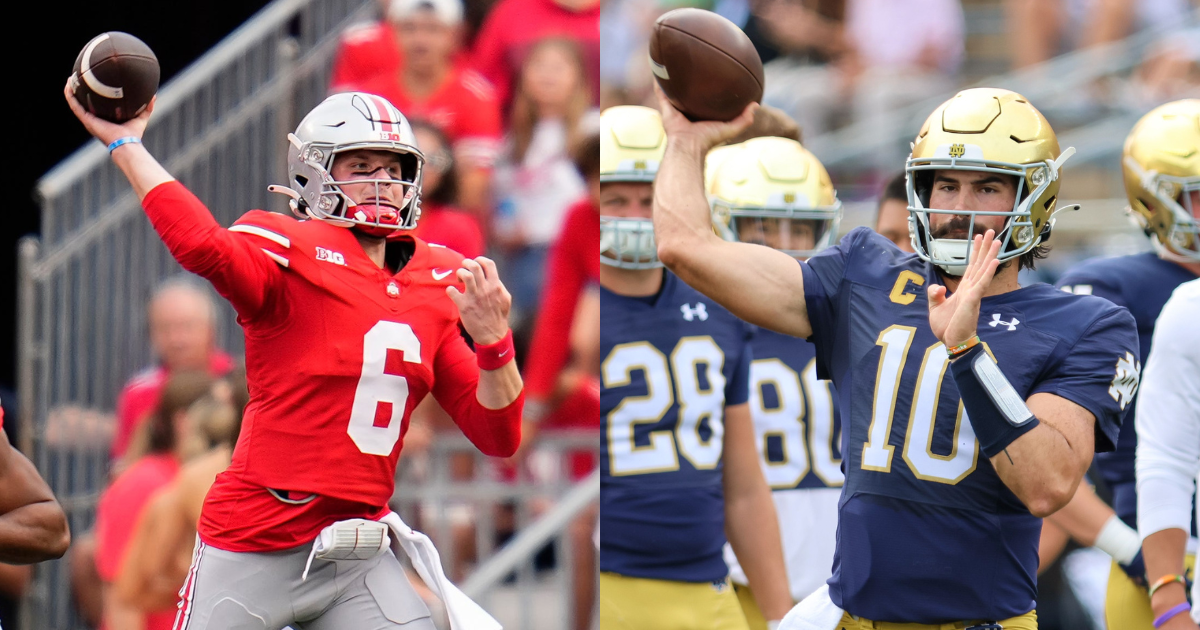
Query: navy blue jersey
748 329 843 490
600 270 754 582
801 227 1140 623
1056 251 1197 528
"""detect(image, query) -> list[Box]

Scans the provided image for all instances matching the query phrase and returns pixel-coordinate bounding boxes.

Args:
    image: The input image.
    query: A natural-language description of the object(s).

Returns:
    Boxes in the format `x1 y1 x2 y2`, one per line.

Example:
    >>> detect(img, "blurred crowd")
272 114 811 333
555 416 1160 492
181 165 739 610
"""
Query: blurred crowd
603 0 1200 132
3 0 602 629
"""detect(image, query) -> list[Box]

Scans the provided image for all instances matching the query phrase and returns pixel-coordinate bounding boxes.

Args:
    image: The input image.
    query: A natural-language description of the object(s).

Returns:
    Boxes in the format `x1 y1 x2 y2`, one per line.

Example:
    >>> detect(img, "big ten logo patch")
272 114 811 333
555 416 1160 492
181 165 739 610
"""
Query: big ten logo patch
316 246 346 266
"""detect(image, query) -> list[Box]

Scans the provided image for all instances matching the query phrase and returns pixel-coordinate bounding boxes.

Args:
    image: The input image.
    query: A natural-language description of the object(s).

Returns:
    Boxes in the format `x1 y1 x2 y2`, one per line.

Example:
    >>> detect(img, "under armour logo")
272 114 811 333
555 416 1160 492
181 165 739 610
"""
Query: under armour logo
681 303 709 321
988 313 1020 331
1108 352 1141 410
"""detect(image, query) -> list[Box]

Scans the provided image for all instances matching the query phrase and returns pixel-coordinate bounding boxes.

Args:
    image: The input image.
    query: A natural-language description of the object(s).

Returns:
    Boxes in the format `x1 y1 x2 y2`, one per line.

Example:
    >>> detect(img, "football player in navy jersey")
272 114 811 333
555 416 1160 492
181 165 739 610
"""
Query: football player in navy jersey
1048 99 1199 630
598 105 792 630
652 86 1142 629
704 137 845 630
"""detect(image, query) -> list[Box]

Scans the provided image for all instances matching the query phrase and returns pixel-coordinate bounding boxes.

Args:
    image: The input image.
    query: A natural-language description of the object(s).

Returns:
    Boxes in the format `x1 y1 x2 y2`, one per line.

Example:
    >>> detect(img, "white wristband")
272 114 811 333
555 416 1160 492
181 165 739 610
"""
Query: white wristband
1094 514 1140 565
767 622 781 630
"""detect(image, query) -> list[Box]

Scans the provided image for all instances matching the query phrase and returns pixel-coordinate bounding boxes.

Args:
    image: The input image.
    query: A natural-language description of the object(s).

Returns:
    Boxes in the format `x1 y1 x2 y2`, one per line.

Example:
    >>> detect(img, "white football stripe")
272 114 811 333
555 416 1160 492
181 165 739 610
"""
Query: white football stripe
79 34 124 99
260 249 289 267
229 224 291 248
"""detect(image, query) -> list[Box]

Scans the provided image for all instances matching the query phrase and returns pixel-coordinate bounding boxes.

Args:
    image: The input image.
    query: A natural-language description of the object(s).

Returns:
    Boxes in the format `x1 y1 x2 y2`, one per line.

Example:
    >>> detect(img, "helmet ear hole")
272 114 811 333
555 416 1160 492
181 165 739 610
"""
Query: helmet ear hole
295 175 309 187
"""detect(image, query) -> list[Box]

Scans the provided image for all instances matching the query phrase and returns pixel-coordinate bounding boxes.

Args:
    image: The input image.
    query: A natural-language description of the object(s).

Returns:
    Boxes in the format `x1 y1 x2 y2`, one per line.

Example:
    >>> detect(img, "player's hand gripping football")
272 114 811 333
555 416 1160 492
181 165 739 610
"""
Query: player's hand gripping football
927 230 1002 351
654 83 758 153
63 77 155 147
447 257 511 346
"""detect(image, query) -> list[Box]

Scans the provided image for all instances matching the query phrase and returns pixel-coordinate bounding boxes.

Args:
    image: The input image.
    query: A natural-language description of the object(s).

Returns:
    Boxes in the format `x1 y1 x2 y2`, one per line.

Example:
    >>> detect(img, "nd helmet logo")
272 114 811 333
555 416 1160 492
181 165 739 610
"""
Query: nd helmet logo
949 144 966 158
783 192 796 204
634 160 647 171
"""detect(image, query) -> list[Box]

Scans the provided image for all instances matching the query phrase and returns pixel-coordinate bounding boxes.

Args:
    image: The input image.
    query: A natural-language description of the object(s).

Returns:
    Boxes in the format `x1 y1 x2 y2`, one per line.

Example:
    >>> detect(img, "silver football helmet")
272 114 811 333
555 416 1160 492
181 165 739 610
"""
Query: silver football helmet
270 92 426 234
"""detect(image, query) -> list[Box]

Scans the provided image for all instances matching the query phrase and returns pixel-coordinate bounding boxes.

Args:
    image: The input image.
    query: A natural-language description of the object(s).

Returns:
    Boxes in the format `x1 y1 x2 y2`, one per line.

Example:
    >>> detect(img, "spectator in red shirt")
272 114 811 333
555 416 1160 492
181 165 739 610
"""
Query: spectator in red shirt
328 0 404 93
519 128 598 445
406 119 487 259
353 0 502 216
492 37 595 323
94 372 216 630
111 277 233 465
471 0 600 110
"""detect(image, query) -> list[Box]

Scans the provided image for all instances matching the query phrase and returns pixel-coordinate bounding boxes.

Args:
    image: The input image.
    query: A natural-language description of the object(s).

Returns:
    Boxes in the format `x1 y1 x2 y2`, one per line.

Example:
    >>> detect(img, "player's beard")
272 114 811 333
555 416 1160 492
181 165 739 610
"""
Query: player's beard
930 214 978 241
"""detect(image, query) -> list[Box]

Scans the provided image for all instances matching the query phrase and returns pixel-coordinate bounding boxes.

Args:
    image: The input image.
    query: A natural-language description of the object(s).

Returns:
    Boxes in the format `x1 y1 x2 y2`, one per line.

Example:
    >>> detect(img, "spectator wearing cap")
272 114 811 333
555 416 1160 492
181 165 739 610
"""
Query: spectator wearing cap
406 119 487 258
471 0 600 111
111 277 233 467
352 0 503 217
491 38 596 324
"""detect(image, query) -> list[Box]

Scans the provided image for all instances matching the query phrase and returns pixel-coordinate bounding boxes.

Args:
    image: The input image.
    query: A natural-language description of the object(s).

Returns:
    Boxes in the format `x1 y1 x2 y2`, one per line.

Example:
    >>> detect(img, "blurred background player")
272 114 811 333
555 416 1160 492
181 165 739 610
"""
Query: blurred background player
0 401 70 563
0 400 70 630
597 105 792 629
65 85 523 628
1135 277 1200 630
706 137 844 630
653 86 1141 629
874 171 914 252
1049 98 1200 630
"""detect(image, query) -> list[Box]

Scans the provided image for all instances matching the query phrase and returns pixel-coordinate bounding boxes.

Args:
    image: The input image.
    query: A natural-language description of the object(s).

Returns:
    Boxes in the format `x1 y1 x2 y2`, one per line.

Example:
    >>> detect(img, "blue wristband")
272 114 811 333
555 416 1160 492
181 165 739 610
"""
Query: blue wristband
107 136 142 153
950 344 1040 458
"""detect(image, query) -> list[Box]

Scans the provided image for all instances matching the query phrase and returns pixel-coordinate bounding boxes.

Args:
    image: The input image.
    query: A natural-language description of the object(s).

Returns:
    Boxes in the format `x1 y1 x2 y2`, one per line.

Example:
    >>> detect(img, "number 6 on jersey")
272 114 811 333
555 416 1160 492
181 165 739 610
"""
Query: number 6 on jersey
348 321 422 455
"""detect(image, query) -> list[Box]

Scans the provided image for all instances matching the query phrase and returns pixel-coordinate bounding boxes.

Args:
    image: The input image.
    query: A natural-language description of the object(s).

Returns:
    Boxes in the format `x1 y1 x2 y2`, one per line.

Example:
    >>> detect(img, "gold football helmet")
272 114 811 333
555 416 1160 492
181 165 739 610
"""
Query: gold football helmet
600 106 667 269
906 88 1075 275
707 137 842 259
1122 99 1200 263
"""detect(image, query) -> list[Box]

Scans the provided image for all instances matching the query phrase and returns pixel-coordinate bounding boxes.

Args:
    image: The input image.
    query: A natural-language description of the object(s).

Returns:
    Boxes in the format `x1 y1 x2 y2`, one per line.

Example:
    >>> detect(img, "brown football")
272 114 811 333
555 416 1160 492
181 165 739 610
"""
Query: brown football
70 32 160 123
648 8 764 122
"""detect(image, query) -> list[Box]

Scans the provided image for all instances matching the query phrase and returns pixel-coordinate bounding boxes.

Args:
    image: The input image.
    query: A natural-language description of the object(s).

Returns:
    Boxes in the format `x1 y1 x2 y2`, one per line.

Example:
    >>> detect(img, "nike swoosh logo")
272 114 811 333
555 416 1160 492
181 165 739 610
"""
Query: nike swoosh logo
498 350 509 357
432 269 453 280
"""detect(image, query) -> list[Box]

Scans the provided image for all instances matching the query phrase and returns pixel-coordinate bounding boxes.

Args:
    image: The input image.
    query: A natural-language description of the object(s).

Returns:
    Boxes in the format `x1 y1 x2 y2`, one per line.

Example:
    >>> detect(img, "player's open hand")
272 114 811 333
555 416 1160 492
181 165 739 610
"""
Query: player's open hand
654 83 757 153
927 230 1002 350
447 257 511 346
64 77 154 147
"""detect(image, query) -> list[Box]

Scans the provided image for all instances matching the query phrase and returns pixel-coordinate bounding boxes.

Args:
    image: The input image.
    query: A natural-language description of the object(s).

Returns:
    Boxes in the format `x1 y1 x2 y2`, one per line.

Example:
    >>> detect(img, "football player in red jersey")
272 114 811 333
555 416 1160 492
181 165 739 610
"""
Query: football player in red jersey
65 83 522 629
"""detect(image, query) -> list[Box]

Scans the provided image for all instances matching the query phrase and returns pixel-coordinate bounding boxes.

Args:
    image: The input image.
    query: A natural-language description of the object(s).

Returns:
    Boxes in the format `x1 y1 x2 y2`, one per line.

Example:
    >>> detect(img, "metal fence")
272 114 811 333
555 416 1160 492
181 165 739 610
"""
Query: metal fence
17 0 597 627
394 431 600 630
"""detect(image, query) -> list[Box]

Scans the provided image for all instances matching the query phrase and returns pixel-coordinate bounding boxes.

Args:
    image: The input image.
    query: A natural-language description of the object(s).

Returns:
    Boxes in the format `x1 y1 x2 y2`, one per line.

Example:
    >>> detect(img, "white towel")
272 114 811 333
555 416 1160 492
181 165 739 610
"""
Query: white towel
779 584 844 630
379 511 502 630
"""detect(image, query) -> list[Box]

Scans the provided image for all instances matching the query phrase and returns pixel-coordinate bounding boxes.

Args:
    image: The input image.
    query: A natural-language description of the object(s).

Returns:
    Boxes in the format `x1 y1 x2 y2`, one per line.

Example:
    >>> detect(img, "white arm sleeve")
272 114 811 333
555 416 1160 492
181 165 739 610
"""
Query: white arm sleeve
1136 278 1200 540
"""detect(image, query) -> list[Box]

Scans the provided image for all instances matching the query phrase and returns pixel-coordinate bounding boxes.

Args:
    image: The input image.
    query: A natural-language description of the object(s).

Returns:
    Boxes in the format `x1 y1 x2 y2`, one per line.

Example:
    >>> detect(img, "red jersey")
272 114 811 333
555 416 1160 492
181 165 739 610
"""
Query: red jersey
111 351 235 461
358 66 502 168
471 0 601 108
410 203 486 259
523 199 599 399
329 21 403 94
140 182 522 551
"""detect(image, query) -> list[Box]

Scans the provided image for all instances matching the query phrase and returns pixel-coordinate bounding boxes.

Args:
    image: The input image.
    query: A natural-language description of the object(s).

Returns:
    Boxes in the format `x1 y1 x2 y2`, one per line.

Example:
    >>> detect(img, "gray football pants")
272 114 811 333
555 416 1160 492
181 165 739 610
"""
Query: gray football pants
174 539 435 630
